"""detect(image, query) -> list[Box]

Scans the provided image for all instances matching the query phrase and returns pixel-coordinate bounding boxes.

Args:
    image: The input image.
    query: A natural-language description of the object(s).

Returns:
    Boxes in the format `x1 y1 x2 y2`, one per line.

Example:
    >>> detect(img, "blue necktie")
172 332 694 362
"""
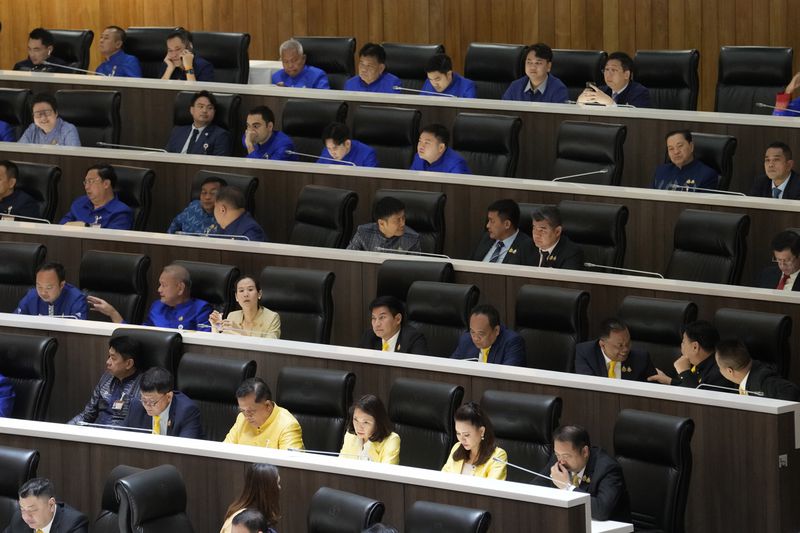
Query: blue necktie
489 241 504 263
772 188 781 199
188 128 199 151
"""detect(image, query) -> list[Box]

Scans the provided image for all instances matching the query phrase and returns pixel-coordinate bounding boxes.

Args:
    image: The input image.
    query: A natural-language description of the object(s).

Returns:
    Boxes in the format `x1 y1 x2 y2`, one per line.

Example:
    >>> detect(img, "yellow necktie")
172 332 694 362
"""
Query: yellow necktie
739 386 748 396
36 529 43 533
571 473 581 486
480 348 489 363
607 361 616 378
381 340 389 351
690 365 697 373
153 415 161 435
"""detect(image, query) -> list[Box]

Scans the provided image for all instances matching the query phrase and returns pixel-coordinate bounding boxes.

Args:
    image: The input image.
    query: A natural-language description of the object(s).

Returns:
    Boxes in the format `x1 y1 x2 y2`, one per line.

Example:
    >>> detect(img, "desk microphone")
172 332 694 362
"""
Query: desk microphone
392 86 457 98
0 213 51 224
175 231 251 241
754 102 800 115
696 383 763 396
491 457 574 490
75 421 152 433
42 60 108 76
197 323 254 335
583 262 665 279
551 169 608 182
668 184 747 196
374 247 451 259
288 447 362 459
285 149 356 166
96 141 168 153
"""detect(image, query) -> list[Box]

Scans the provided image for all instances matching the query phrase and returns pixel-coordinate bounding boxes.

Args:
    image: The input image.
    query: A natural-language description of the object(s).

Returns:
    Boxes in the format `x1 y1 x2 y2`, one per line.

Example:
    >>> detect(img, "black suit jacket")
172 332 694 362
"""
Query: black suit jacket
359 324 429 355
4 502 89 533
600 80 652 108
574 340 656 382
123 391 205 438
746 360 800 401
534 447 631 522
748 171 800 199
755 264 800 291
165 123 232 156
671 353 737 390
533 235 585 270
470 231 536 266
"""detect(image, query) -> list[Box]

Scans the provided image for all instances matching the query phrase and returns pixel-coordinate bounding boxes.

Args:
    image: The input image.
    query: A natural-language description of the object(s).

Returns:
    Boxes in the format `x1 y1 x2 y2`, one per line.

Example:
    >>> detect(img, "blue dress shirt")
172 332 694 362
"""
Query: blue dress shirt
421 73 477 98
344 72 402 93
410 147 470 174
18 118 81 146
652 158 719 190
97 50 143 77
0 374 14 417
244 130 297 161
14 283 88 319
502 73 569 103
168 200 218 234
318 140 378 167
59 195 133 229
143 299 213 331
0 120 16 142
218 212 267 242
272 65 330 89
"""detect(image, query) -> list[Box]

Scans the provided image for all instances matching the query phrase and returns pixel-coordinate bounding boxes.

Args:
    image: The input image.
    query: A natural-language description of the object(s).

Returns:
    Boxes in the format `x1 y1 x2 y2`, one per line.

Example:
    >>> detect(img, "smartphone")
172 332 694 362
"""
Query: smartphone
585 82 596 90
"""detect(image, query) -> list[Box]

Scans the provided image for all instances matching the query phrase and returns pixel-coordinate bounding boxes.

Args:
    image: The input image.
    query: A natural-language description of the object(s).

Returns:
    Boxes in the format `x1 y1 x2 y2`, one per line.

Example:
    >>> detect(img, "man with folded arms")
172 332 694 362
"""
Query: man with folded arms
124 367 204 438
471 199 535 265
451 304 526 366
14 262 87 319
575 318 656 381
224 377 304 449
59 164 133 229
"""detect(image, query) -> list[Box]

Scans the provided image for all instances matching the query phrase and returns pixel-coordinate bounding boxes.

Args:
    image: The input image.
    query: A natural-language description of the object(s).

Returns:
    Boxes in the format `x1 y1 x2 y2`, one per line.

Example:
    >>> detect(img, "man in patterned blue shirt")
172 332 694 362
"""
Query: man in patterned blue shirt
168 176 226 235
344 43 401 94
14 262 87 319
347 196 421 252
272 39 330 89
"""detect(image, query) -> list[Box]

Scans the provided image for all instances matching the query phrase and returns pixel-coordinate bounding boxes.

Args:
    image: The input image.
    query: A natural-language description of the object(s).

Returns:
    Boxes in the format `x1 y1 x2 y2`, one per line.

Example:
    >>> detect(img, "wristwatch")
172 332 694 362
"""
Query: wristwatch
185 68 195 75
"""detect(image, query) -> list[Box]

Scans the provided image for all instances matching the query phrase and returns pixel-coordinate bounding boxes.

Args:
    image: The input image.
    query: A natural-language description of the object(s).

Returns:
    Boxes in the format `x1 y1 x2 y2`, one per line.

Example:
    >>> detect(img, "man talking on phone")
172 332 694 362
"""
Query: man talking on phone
159 27 214 82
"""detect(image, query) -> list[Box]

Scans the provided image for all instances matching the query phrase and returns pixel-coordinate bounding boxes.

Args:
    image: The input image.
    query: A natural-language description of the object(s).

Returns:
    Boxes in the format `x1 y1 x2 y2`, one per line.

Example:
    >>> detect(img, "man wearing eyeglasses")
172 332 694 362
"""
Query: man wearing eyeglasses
14 262 87 319
756 230 800 291
18 92 80 146
124 367 203 438
59 163 133 229
577 51 651 108
224 377 304 449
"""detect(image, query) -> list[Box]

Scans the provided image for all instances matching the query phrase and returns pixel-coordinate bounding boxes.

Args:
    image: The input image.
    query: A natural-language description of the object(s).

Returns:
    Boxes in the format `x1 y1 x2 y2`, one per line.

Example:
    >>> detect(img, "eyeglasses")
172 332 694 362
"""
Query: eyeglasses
33 109 54 119
238 405 266 416
772 258 798 266
83 177 103 186
139 393 167 408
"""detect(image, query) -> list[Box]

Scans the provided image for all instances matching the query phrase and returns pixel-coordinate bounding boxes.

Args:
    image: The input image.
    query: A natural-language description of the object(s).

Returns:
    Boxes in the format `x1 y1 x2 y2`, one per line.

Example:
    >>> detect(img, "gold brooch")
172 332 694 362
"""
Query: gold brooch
622 366 632 373
582 475 591 484
508 248 517 255
548 255 557 261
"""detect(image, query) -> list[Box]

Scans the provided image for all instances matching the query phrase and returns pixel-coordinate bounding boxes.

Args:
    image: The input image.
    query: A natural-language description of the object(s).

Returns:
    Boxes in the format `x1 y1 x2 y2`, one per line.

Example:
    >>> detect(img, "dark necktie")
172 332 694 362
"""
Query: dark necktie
777 273 791 290
188 128 199 151
489 241 504 263
772 188 781 199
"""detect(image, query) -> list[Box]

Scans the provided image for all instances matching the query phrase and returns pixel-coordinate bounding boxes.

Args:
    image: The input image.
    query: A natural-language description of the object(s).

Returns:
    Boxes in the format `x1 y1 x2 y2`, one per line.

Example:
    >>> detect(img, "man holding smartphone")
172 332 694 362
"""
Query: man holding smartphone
159 27 214 82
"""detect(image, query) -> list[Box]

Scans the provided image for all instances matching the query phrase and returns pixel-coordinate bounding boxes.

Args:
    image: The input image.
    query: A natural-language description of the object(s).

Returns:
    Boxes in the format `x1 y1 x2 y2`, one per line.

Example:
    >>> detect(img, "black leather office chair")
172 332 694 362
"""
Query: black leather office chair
405 501 491 533
0 242 46 312
715 46 793 115
176 352 256 441
480 390 562 481
110 328 183 375
689 132 737 191
406 281 479 358
193 31 251 84
452 113 521 177
352 105 421 169
634 49 700 111
383 42 445 90
172 260 239 317
281 99 348 157
0 88 31 139
173 91 241 154
376 260 454 303
54 90 121 146
515 285 589 371
373 189 446 254
559 200 628 268
665 209 750 285
12 161 61 221
307 487 384 533
552 121 626 185
123 27 174 79
276 367 355 452
0 445 39 529
115 465 194 533
617 296 698 378
0 333 56 421
388 377 463 469
714 308 792 378
614 409 694 533
113 165 155 231
259 266 335 344
50 29 94 70
79 250 150 324
289 185 358 249
94 465 142 533
295 36 356 90
551 49 607 101
191 170 258 216
464 43 527 100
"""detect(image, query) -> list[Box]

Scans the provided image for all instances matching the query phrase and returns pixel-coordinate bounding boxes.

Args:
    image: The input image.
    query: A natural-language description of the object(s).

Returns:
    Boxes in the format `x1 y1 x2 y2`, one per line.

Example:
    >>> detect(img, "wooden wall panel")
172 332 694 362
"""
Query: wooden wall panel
2 0 800 110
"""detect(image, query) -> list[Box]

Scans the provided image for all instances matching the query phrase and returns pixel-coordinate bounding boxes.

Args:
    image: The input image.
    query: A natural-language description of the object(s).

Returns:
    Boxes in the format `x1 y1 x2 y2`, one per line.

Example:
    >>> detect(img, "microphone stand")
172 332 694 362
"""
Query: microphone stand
285 149 357 166
552 169 609 182
96 142 168 153
392 86 457 98
42 60 107 76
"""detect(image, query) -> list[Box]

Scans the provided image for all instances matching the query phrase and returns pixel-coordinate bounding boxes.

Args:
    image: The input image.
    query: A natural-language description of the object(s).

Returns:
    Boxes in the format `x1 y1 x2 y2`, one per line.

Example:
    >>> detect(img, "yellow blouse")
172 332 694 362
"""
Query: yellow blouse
441 442 507 480
339 431 401 464
212 307 281 338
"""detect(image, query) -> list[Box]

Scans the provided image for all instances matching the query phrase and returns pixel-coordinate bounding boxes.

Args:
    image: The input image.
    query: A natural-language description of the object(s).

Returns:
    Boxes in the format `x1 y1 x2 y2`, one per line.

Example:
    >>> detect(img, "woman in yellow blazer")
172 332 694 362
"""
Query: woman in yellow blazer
441 402 507 480
339 394 401 464
209 276 281 338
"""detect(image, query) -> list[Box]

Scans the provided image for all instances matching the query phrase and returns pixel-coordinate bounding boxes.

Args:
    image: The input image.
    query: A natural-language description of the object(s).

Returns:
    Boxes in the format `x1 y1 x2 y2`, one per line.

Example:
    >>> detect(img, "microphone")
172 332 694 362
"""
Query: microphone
392 86 457 98
551 169 609 182
492 457 574 490
96 141 168 153
754 102 800 115
461 357 480 362
583 262 665 279
288 447 363 459
75 421 152 433
696 383 763 396
0 213 51 224
42 60 107 76
668 184 746 196
374 247 451 259
175 231 251 241
197 323 253 334
285 149 357 166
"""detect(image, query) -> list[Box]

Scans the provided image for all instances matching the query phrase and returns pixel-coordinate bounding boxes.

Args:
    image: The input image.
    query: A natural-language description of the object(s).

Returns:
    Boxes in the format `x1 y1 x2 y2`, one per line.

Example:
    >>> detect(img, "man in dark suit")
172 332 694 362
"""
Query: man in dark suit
470 199 535 265
748 142 800 200
533 425 631 522
165 90 232 156
5 478 88 533
531 206 584 270
577 51 651 108
359 295 428 355
756 230 800 292
716 339 800 401
575 318 656 381
451 304 526 366
124 367 204 438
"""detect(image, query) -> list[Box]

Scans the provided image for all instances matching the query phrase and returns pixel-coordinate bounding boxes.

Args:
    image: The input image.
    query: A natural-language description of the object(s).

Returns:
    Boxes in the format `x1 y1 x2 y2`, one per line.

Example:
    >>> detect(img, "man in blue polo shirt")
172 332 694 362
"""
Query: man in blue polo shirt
14 262 87 319
59 164 133 229
243 105 297 161
502 43 569 103
272 39 330 89
652 130 718 191
213 186 266 242
421 53 476 98
96 26 142 77
410 123 470 174
344 43 400 94
319 122 378 167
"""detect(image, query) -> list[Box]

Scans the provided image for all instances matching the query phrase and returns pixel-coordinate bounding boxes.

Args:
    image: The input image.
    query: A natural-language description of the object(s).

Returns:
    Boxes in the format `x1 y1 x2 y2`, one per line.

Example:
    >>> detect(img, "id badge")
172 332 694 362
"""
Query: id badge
112 400 124 410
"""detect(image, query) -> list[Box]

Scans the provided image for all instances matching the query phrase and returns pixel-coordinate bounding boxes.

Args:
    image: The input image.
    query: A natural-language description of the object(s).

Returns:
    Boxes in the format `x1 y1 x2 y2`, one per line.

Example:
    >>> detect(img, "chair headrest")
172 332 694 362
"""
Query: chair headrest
282 99 348 137
618 296 697 345
481 390 561 443
406 500 491 533
406 281 478 327
172 260 239 307
464 43 526 80
177 352 256 403
260 267 335 313
308 487 384 532
277 367 354 416
352 105 420 146
377 260 454 302
294 36 356 75
452 113 521 153
389 377 463 430
673 209 749 256
295 185 357 229
559 200 628 246
111 327 182 373
0 242 45 284
115 465 187 523
634 49 699 87
718 46 792 85
550 49 607 84
557 121 626 163
80 250 150 293
383 42 445 78
614 409 694 465
0 445 39 495
0 333 55 378
515 285 589 333
101 464 142 512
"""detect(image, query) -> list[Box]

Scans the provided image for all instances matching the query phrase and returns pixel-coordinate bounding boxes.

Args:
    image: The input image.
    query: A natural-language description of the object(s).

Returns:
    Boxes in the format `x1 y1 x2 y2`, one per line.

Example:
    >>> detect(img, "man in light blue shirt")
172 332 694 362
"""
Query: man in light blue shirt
18 93 81 146
344 43 401 94
272 39 330 89
96 26 142 77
